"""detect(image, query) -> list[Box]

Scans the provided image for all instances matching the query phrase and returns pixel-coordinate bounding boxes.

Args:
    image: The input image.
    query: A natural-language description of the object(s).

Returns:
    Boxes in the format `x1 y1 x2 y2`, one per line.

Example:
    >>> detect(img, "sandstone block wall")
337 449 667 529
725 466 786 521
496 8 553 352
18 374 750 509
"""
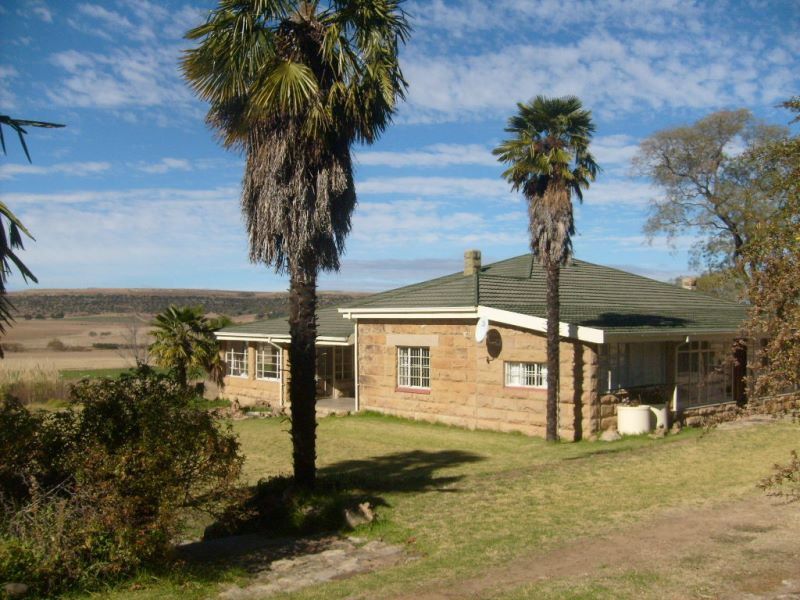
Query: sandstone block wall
357 319 599 440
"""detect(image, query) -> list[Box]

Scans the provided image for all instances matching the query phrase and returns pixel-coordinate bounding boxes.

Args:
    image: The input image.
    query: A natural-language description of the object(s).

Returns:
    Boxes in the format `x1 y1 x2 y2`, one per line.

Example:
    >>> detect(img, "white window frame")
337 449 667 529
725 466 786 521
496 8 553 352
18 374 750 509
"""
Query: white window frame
504 361 548 389
397 346 430 390
255 344 281 381
225 342 248 378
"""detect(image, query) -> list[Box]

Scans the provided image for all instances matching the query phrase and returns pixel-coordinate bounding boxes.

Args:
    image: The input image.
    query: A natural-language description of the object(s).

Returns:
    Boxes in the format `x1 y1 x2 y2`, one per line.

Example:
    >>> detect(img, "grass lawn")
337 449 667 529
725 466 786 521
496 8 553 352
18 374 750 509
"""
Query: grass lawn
80 413 800 600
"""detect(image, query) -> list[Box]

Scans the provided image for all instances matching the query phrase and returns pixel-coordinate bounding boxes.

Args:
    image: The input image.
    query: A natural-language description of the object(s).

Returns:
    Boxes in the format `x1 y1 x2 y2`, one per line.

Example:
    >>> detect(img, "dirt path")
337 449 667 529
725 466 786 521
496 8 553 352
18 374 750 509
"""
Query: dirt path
390 494 800 600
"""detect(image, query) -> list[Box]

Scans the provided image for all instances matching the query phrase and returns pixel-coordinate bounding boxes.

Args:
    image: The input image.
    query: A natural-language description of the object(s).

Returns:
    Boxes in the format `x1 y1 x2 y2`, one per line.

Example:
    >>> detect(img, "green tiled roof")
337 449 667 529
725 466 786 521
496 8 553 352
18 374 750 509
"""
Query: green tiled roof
344 254 748 337
219 254 748 341
218 306 354 340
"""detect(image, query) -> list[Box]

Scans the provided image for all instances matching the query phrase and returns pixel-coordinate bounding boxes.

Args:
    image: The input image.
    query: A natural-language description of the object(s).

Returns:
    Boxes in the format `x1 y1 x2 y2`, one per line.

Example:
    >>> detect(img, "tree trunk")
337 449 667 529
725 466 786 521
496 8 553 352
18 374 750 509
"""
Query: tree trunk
288 255 318 488
545 260 560 442
176 362 188 390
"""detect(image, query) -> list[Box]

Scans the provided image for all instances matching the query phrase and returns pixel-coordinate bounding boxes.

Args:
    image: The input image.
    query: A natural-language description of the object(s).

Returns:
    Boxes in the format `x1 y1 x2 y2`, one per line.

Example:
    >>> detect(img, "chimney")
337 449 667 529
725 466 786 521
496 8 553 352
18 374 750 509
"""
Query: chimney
464 249 481 276
680 276 697 291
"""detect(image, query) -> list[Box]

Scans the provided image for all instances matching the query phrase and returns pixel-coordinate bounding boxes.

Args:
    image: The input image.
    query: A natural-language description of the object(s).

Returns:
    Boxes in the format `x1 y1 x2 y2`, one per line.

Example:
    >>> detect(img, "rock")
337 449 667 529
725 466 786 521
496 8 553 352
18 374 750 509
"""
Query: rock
670 422 682 435
4 583 29 598
600 428 622 442
649 426 667 439
347 536 366 545
344 502 375 529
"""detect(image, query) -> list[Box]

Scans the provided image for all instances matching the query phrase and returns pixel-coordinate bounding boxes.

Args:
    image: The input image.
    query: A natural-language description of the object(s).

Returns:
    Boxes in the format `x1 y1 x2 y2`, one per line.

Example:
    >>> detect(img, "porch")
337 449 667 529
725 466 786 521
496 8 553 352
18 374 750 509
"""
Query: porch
316 395 356 416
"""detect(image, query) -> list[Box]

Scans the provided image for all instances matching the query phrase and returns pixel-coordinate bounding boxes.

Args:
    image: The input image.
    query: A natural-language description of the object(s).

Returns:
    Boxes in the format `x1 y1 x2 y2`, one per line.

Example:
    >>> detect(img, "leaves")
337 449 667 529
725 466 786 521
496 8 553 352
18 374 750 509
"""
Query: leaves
493 95 598 265
148 306 225 388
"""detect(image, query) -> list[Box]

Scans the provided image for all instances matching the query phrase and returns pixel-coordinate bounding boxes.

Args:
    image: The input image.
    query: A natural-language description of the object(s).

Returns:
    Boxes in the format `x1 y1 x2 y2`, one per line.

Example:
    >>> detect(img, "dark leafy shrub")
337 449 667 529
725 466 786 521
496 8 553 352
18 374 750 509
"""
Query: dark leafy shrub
0 368 243 596
46 338 67 351
91 342 121 349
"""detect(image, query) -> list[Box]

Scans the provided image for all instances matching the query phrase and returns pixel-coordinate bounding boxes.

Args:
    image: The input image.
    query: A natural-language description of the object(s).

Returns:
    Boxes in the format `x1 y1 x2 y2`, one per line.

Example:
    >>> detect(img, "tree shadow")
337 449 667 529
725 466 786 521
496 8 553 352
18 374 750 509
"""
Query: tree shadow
320 449 485 493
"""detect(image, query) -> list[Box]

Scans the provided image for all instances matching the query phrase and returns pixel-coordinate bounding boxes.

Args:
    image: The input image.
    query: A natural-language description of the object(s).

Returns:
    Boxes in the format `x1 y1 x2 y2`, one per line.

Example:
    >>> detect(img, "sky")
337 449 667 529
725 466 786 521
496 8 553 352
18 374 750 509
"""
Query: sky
1 0 798 293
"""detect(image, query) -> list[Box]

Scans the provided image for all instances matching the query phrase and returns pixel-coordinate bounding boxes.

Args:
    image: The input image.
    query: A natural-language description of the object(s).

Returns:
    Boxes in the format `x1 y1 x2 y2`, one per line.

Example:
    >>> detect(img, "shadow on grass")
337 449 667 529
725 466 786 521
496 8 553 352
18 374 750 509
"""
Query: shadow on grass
320 449 485 493
196 449 484 550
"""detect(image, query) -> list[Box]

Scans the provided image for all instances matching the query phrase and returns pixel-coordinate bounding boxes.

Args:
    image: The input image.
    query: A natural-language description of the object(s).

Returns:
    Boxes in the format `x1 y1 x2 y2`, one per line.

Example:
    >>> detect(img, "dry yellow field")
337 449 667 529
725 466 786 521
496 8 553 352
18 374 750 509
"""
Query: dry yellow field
2 315 151 371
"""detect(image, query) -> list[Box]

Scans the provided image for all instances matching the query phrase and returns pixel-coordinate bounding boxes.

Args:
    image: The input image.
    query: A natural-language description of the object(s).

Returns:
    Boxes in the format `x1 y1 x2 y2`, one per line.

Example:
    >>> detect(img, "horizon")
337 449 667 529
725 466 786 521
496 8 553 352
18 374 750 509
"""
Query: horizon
2 0 798 293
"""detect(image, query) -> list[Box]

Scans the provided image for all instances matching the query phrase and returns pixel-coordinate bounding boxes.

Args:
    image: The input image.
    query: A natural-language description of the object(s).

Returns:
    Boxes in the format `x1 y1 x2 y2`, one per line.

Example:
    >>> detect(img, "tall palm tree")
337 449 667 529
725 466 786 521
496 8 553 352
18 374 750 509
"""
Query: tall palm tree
149 305 225 390
182 0 408 487
493 96 598 441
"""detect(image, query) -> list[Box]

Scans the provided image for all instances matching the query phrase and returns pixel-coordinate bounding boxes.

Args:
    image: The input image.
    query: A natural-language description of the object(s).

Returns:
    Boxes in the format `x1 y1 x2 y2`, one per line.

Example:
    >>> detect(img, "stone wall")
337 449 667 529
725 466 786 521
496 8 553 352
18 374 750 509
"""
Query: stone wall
680 393 799 426
221 341 288 408
356 319 599 440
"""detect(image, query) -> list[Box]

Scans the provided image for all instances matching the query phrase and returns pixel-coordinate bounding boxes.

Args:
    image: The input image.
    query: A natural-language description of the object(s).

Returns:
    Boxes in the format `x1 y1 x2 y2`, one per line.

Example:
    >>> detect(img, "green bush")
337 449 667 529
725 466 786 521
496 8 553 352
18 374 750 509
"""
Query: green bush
45 338 67 352
0 368 243 596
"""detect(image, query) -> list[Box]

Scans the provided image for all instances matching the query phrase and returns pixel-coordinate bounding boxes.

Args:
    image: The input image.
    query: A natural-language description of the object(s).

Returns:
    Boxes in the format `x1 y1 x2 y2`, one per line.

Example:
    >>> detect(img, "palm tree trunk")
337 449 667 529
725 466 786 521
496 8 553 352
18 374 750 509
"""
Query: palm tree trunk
288 255 318 488
176 363 188 390
545 260 560 442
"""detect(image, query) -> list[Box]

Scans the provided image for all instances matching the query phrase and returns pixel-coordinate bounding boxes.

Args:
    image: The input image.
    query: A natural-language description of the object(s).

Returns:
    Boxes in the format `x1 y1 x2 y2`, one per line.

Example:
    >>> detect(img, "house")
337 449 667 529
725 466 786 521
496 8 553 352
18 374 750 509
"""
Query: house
216 250 755 439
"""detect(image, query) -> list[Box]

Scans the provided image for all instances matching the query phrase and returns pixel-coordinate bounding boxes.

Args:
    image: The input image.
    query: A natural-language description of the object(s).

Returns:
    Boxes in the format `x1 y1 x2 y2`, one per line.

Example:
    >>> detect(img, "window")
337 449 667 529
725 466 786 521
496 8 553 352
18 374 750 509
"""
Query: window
598 342 667 392
256 344 281 380
505 362 547 388
334 347 353 381
397 346 430 389
676 340 734 407
225 342 248 377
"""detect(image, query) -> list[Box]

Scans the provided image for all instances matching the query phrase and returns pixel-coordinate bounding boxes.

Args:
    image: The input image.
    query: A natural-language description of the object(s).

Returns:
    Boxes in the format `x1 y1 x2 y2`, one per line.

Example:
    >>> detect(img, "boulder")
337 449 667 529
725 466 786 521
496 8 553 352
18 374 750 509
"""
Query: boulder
600 428 622 442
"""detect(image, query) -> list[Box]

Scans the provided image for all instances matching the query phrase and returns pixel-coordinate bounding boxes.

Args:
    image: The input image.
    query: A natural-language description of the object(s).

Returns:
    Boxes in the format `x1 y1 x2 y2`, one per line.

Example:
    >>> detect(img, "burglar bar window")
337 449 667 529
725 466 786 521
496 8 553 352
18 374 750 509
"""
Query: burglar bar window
505 361 547 388
397 346 430 389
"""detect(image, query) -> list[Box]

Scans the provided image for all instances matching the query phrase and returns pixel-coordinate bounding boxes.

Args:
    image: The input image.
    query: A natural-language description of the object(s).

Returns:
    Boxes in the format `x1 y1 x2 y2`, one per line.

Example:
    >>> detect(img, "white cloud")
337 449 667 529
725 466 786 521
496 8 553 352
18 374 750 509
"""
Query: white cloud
8 186 247 288
591 135 640 169
30 1 52 23
0 65 18 109
136 158 192 174
0 161 111 180
47 45 193 110
357 143 496 168
352 198 522 249
399 5 799 123
358 176 513 200
75 3 154 41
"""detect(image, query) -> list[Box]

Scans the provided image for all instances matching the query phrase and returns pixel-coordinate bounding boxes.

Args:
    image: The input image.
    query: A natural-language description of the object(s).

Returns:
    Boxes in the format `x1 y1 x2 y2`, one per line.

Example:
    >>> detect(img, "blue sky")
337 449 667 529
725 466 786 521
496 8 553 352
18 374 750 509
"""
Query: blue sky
1 0 798 292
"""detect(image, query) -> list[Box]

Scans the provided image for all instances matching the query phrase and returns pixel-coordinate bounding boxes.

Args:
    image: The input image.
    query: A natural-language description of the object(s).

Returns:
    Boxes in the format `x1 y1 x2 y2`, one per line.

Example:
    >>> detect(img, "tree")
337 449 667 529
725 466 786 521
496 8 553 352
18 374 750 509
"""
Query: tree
0 115 64 357
182 0 409 487
743 98 800 398
493 96 598 441
148 305 225 390
633 109 787 284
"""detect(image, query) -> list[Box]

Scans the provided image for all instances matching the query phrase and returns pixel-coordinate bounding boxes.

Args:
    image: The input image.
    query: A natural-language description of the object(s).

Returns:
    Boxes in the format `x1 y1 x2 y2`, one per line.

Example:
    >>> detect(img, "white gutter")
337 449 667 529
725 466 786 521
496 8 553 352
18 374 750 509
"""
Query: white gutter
215 332 351 346
339 305 605 344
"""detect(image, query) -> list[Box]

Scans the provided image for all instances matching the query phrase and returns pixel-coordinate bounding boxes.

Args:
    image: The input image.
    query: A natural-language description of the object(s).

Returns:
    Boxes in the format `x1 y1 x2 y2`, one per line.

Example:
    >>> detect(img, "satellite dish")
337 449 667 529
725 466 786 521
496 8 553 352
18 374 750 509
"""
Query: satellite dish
475 317 489 342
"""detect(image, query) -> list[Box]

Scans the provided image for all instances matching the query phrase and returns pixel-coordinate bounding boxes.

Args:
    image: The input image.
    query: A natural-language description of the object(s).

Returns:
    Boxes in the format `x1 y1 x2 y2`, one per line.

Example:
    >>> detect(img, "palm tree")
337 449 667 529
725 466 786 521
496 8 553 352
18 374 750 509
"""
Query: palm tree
493 96 598 442
0 115 64 357
149 305 225 390
182 0 408 487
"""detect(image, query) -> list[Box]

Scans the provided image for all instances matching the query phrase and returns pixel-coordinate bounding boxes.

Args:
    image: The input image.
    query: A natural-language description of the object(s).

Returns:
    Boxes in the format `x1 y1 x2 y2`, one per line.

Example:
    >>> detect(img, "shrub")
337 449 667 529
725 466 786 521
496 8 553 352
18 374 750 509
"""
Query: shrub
1 342 24 353
46 338 67 352
0 368 243 596
91 342 121 350
759 449 800 503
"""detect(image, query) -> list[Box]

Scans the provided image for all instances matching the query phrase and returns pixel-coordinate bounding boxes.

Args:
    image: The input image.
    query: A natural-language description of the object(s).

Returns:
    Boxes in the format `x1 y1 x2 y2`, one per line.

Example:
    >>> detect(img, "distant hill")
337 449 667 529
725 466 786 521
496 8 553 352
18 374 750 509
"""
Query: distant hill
7 288 368 320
